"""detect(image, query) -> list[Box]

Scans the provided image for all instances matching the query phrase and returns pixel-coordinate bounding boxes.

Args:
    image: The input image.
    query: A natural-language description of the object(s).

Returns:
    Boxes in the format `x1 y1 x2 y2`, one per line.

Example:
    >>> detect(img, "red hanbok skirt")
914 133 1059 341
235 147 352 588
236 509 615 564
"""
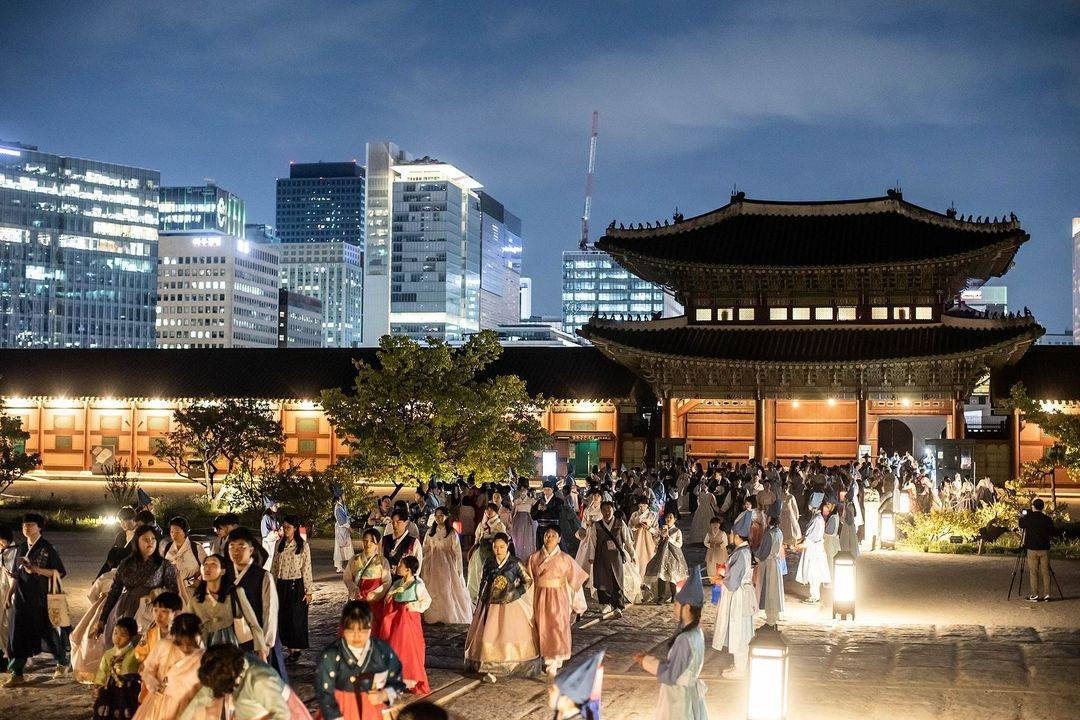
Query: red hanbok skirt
355 578 386 634
315 689 385 720
379 599 429 694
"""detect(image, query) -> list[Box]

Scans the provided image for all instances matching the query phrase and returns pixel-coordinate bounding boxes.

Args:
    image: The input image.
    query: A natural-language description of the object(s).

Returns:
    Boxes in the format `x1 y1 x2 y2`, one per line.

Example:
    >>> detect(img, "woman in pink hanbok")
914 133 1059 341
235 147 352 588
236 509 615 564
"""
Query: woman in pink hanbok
528 526 588 677
421 507 472 624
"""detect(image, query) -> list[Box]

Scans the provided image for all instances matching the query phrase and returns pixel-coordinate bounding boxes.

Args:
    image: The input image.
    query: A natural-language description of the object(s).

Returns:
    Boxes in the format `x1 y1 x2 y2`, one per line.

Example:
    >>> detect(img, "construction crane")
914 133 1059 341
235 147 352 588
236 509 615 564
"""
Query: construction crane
579 110 599 250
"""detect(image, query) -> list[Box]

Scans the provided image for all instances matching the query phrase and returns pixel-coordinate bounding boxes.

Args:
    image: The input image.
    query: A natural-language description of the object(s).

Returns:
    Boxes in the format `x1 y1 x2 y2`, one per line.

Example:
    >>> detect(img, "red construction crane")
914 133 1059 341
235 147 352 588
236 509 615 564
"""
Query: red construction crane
579 111 599 250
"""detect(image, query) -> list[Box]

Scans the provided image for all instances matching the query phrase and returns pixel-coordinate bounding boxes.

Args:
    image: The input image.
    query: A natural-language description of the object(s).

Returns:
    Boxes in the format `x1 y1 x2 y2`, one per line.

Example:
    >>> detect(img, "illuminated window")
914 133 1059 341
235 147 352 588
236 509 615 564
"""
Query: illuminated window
100 435 119 448
792 307 810 320
716 308 733 321
55 435 73 450
298 439 317 456
695 308 713 322
100 415 121 431
769 307 788 321
837 306 857 320
296 418 318 434
915 306 933 320
53 415 75 430
738 308 755 321
814 307 834 320
147 416 169 431
893 307 911 320
871 306 888 320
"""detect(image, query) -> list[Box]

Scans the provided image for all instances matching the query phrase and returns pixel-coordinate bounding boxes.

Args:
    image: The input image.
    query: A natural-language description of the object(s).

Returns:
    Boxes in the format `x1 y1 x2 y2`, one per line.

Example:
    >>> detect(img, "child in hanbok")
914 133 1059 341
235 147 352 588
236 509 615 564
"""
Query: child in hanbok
796 493 831 603
314 601 407 720
135 591 182 666
379 556 432 694
713 512 756 678
467 504 506 602
179 644 311 719
344 529 392 631
644 511 688 604
420 508 472 624
464 532 539 682
629 499 659 577
92 616 141 720
636 566 708 719
134 613 204 720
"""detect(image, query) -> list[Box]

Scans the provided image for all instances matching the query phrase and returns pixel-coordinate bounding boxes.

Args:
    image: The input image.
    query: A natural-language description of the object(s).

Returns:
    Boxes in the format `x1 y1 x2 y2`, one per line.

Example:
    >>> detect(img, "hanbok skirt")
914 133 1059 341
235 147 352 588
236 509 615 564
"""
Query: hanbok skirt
464 595 539 676
795 541 831 588
633 527 657 576
420 545 472 625
379 599 429 694
71 572 115 683
621 559 643 605
276 578 310 649
824 533 841 567
356 578 386 634
644 539 688 585
457 506 476 545
712 583 756 653
839 523 861 557
687 501 716 543
510 511 536 561
262 536 277 571
533 585 574 660
93 673 141 719
657 679 709 720
333 525 355 571
316 689 384 720
466 543 493 602
757 557 786 617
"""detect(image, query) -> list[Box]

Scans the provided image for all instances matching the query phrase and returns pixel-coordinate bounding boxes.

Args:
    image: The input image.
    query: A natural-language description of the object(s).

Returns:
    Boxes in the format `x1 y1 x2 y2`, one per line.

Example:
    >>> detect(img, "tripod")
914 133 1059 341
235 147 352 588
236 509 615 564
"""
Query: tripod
1006 543 1064 601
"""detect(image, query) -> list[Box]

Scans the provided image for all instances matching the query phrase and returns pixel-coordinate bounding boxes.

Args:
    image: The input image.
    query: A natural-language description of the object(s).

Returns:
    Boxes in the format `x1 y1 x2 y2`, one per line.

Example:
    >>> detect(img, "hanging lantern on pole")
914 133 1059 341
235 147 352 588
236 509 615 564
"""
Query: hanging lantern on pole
746 628 789 720
832 551 857 620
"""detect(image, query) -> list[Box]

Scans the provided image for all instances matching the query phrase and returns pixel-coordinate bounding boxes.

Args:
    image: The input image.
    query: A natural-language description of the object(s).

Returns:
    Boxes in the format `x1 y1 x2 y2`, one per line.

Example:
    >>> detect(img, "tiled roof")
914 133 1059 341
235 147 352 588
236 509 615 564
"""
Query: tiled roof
0 347 640 402
581 321 1040 364
597 194 1026 268
990 345 1080 401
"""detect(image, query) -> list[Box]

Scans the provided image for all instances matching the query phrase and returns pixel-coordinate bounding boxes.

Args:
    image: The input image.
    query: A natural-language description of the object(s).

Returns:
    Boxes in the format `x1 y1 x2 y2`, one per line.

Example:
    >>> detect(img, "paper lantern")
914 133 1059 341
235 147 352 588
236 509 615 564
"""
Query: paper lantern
746 628 790 720
832 551 857 620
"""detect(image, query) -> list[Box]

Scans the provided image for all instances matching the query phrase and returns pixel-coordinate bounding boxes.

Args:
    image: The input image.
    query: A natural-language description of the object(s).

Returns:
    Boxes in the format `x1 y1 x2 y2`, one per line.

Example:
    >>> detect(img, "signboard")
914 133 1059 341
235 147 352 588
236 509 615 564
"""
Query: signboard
858 444 872 460
541 451 557 477
91 445 115 475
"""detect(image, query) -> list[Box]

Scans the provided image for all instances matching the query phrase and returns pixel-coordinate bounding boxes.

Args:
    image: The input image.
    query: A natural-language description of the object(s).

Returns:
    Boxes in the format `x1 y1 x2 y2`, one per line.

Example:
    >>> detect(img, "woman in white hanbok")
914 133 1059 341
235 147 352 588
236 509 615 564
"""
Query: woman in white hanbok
629 501 659 575
574 492 604 589
71 564 118 682
796 506 830 602
421 508 473 624
712 537 756 678
687 485 718 543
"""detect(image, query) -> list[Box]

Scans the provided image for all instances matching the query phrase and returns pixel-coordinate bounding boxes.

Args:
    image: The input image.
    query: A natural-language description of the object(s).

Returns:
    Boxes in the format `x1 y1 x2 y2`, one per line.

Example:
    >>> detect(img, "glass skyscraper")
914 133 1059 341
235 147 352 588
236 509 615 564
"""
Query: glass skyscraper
478 191 523 329
562 248 666 336
275 161 365 347
0 141 159 348
160 183 246 237
362 142 410 345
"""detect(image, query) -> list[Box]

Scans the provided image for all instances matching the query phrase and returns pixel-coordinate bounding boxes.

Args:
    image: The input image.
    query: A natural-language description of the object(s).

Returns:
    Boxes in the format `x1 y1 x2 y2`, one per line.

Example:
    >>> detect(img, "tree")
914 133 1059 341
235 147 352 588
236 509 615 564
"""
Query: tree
0 406 40 496
321 330 553 486
153 398 285 498
103 457 142 507
1006 383 1080 512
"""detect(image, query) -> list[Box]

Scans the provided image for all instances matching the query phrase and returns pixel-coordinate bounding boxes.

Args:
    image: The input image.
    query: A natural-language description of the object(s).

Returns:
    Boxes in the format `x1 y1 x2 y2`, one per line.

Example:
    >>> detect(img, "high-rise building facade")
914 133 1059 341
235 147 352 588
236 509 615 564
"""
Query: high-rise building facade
160 184 245 237
478 192 523 329
561 248 666 335
0 141 159 348
1073 217 1080 344
277 288 322 348
362 142 411 345
156 232 280 348
276 161 366 347
245 223 279 244
519 277 533 320
276 242 363 347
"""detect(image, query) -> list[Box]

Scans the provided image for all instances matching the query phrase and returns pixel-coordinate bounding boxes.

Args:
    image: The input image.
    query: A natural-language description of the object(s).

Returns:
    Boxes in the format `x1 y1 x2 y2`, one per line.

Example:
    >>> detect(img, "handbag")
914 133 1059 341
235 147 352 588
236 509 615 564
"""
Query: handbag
48 572 71 628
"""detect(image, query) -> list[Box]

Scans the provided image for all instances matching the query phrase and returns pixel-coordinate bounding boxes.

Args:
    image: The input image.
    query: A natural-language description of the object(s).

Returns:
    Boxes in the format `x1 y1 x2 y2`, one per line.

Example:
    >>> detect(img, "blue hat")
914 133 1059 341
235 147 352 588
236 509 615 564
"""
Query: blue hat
331 483 344 499
263 496 276 510
809 491 825 509
732 509 753 538
136 488 152 507
543 476 559 489
555 649 604 706
674 565 705 607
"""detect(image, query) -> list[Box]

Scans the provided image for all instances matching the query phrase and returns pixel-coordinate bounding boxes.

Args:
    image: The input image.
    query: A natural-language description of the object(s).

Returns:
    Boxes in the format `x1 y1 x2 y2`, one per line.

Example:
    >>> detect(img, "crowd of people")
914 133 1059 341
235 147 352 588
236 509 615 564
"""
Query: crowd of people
0 450 999 719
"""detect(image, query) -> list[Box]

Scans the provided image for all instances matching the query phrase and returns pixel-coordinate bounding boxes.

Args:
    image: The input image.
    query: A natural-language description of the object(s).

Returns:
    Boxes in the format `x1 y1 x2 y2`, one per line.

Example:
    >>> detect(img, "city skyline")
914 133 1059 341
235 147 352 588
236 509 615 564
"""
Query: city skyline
2 1 1078 330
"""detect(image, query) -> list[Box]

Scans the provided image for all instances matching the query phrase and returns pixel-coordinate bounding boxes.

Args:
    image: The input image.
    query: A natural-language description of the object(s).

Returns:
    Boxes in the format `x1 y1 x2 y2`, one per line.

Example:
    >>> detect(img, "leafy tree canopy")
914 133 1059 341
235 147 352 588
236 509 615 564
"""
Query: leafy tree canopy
0 405 40 495
321 330 552 486
1006 382 1078 513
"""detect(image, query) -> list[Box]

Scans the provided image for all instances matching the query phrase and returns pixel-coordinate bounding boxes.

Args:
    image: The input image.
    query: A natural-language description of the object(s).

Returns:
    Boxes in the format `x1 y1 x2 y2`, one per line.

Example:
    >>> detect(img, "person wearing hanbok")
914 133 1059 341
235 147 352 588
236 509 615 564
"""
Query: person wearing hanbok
179 554 267 657
795 492 830 603
134 592 183 691
464 532 540 682
332 485 355 573
574 491 604 590
260 499 282 571
838 494 861 558
420 508 472 625
755 516 786 630
134 613 205 720
382 510 423 581
713 512 756 678
528 526 589 677
161 516 206 589
344 529 392 632
0 524 15 671
467 504 507 602
490 490 515 537
779 483 802 546
72 551 123 683
96 525 177 645
314 601 406 720
637 566 708 719
379 556 431 694
271 515 314 662
92 616 142 720
179 644 311 720
822 501 841 574
228 527 286 681
645 511 689 603
630 500 659 577
702 517 728 587
509 486 537 561
582 501 637 612
549 650 604 720
688 486 718 543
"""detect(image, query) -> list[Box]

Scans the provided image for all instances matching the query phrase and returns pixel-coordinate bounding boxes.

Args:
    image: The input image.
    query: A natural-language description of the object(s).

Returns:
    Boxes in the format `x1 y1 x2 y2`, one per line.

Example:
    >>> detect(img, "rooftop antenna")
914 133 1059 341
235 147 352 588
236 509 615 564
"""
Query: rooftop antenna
579 111 599 250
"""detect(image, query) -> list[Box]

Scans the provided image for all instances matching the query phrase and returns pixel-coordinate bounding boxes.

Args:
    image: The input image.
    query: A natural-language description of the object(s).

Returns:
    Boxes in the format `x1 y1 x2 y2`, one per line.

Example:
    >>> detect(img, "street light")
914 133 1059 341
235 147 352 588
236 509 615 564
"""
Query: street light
895 487 911 514
746 628 789 720
832 551 856 620
880 510 895 545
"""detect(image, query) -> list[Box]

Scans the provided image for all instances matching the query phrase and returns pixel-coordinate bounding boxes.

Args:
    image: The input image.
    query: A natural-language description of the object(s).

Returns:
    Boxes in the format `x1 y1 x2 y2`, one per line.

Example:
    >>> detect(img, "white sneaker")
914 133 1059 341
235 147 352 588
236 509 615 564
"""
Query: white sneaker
600 604 613 615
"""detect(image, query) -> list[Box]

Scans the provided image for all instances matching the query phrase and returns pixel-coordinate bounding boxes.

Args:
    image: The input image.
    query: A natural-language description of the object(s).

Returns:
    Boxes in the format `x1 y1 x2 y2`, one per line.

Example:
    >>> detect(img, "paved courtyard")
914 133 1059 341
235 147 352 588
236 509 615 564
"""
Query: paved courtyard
3 522 1079 719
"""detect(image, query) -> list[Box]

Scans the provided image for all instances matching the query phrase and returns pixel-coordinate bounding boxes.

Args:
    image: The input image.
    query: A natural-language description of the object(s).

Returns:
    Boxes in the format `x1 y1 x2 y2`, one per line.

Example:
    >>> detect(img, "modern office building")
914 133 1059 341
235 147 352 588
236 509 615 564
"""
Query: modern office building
276 161 366 347
477 192 523 329
159 183 245 237
1038 331 1074 346
245 223 279 244
362 141 411 345
960 285 1008 314
156 202 280 349
277 288 322 348
276 242 363 347
0 141 160 348
519 277 533 320
561 248 666 335
492 320 584 347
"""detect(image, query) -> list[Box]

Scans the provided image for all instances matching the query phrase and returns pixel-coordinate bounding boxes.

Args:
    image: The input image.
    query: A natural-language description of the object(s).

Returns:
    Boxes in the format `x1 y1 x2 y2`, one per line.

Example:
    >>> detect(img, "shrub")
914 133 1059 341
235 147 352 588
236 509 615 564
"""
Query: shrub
256 462 376 536
897 509 984 551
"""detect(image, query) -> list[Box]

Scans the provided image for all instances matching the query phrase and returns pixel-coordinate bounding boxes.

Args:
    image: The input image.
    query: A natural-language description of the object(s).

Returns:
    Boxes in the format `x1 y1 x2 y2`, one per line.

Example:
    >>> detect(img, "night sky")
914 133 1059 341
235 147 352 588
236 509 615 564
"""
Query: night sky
2 1 1078 328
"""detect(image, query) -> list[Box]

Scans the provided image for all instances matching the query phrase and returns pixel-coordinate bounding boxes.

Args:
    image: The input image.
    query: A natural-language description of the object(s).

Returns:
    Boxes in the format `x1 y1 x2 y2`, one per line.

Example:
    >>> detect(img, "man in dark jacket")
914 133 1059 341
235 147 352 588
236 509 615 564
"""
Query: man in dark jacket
1019 498 1055 601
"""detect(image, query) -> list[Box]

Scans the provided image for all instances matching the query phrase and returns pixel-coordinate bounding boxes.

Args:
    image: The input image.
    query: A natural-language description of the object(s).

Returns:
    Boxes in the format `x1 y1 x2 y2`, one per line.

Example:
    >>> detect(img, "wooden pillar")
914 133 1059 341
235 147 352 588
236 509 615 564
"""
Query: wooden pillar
82 399 91 471
856 393 868 448
754 396 765 461
36 400 44 459
130 400 138 467
951 397 966 440
612 405 621 471
661 397 673 439
1011 407 1022 481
